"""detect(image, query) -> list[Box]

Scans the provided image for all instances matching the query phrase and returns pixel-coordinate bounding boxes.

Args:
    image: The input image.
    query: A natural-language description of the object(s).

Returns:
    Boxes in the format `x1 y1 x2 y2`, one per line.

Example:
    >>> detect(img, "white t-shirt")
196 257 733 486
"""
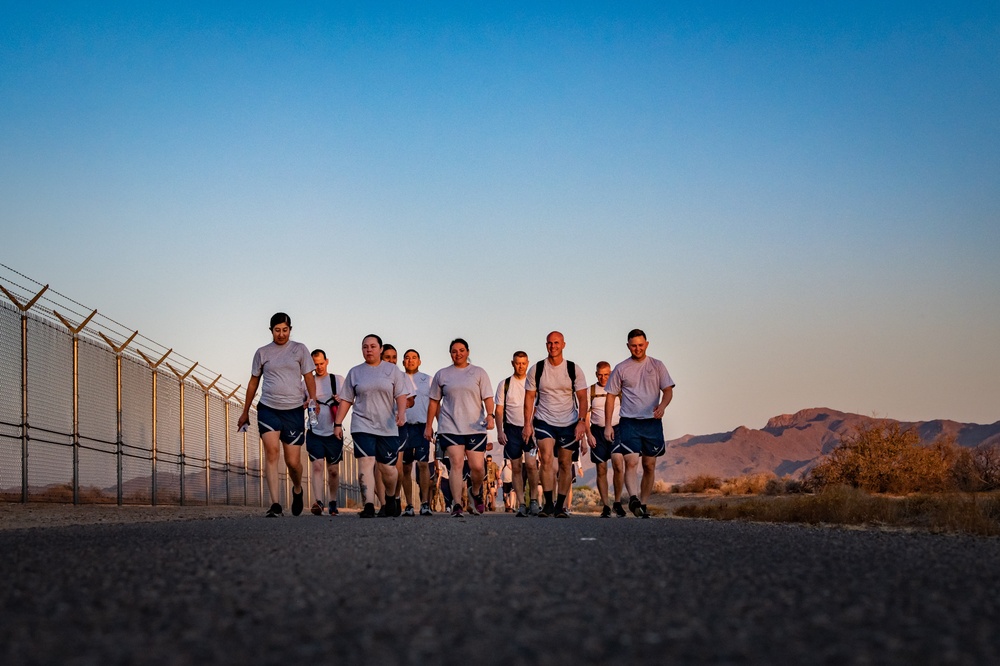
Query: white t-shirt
589 383 621 428
251 341 315 410
308 372 345 437
405 371 431 424
494 375 527 428
524 359 588 427
429 364 493 435
338 361 411 436
604 356 675 419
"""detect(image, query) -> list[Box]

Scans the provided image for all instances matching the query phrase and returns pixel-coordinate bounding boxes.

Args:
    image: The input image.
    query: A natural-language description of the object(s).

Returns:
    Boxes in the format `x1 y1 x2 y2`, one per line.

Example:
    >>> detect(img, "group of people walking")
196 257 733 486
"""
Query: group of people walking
236 313 675 520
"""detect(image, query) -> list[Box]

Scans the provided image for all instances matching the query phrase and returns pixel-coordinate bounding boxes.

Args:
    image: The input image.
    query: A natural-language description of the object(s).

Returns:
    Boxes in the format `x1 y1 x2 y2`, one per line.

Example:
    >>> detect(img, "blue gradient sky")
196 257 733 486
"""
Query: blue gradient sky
2 2 998 438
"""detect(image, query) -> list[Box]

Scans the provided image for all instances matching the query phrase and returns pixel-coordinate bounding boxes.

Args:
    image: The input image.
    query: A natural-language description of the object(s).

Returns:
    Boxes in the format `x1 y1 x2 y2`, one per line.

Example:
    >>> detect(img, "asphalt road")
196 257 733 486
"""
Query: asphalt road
2 511 999 665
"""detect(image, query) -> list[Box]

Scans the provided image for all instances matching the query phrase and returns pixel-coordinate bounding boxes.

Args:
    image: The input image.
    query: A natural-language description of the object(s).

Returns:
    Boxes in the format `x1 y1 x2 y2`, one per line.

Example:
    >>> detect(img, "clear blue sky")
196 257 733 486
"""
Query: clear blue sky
2 1 998 438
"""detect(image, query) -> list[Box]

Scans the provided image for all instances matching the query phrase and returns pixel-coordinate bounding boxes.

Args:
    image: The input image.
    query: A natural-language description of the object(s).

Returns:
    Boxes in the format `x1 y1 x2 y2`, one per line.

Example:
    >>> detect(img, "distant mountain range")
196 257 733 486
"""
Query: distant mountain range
582 408 1000 486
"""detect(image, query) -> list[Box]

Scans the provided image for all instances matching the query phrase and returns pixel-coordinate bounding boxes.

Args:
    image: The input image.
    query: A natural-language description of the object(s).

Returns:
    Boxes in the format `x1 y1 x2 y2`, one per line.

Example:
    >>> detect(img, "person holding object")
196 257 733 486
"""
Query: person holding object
333 334 411 518
306 349 346 516
603 329 675 518
426 338 495 517
237 312 317 518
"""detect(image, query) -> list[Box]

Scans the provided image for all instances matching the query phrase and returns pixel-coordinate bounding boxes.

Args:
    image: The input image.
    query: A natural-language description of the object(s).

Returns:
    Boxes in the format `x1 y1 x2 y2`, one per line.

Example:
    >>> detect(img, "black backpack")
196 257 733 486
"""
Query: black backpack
533 360 576 405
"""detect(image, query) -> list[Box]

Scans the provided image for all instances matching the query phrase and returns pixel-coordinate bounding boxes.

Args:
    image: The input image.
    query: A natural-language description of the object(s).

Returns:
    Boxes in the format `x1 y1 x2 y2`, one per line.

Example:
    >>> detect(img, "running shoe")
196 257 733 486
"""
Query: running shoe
451 505 464 518
516 505 529 517
359 503 376 518
613 501 627 518
600 504 612 518
529 500 540 516
640 504 651 519
537 503 553 518
468 501 481 516
419 503 432 516
376 504 388 518
555 506 569 518
329 502 339 516
403 505 415 517
474 492 486 516
628 495 642 517
291 489 304 516
265 503 282 518
391 497 402 517
311 500 324 516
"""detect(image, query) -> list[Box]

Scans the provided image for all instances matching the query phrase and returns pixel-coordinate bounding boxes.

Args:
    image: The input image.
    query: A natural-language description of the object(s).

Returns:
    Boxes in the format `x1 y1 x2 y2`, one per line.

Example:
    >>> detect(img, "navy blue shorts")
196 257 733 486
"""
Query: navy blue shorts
352 431 402 465
502 423 534 460
400 422 431 464
589 424 620 464
257 403 305 445
306 431 344 464
533 419 579 451
614 418 665 457
438 433 488 453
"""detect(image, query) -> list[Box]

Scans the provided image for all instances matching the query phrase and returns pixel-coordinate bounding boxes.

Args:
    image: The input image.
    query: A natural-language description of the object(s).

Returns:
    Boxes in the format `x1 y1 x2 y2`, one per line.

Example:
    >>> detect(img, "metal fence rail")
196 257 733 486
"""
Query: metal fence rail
0 265 361 509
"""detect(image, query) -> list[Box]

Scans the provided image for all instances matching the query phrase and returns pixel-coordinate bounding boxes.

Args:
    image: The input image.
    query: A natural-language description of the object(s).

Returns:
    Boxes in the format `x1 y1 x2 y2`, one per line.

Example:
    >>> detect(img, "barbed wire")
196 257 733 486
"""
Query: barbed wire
0 261 243 397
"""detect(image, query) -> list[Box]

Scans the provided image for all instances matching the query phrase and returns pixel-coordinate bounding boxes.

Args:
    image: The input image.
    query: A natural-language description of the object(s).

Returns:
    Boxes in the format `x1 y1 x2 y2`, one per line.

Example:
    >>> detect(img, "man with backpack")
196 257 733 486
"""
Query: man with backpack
307 349 346 516
494 351 540 517
523 331 589 518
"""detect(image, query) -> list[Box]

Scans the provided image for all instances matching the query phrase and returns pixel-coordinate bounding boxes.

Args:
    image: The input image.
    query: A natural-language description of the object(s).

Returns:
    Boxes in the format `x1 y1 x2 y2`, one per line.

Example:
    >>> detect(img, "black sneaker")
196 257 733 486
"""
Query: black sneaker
391 497 402 517
359 503 376 518
377 504 388 518
600 505 612 518
628 495 642 517
265 503 282 517
640 504 650 519
613 501 627 517
537 503 553 518
291 489 304 516
329 502 339 516
555 506 569 518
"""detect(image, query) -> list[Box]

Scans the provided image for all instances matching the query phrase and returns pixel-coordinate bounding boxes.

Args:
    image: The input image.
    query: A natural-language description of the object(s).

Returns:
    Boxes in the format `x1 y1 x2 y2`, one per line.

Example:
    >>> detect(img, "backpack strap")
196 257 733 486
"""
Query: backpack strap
503 376 511 407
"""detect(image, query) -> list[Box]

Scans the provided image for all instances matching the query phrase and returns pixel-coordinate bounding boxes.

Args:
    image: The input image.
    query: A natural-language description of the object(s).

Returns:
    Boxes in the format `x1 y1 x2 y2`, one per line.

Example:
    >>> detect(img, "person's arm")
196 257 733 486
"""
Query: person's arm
332 399 353 438
522 390 536 442
395 394 408 427
425 398 441 442
604 393 618 442
303 372 317 404
574 387 589 453
653 386 674 419
237 375 260 429
495 403 507 446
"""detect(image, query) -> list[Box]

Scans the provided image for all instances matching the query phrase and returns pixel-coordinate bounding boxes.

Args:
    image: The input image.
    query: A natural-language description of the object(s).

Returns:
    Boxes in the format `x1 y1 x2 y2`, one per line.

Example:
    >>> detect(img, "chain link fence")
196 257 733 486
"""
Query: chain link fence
0 265 361 509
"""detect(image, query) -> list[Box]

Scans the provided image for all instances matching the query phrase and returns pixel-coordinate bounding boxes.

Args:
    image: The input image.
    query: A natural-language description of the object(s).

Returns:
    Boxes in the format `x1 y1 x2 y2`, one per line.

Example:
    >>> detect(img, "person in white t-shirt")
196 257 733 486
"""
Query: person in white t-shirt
237 312 318 518
603 329 675 519
495 350 540 517
332 334 411 518
523 331 589 518
305 349 346 516
425 338 495 517
401 348 433 516
588 361 626 517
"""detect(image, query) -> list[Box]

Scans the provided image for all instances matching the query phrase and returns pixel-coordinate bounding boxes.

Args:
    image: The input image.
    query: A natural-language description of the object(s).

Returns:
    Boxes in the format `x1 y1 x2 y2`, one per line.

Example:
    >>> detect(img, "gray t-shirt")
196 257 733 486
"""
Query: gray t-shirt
308 372 345 437
604 356 675 419
589 383 621 428
429 364 493 435
524 359 589 427
405 371 431 424
338 361 411 437
251 341 315 410
494 375 527 428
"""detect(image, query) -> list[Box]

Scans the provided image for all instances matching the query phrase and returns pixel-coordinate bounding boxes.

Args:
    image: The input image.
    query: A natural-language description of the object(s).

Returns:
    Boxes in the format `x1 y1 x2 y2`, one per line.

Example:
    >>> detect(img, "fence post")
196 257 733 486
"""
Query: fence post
98 331 138 506
0 284 48 503
136 349 172 506
52 310 97 505
165 361 197 506
192 374 220 505
216 385 240 506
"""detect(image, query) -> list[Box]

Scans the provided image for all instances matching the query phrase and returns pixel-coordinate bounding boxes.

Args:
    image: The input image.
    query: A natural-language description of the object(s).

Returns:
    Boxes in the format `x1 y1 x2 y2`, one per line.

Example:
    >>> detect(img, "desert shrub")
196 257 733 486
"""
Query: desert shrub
810 422 962 494
672 474 722 493
721 473 774 496
763 477 785 495
651 479 672 494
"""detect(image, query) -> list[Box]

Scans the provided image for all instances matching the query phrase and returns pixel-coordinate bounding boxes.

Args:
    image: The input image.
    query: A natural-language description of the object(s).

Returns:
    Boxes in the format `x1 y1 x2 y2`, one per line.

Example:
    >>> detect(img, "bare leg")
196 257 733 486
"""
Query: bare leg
537 439 556 492
611 453 626 503
357 457 376 505
511 458 524 509
310 458 326 505
595 461 609 506
417 461 430 504
640 455 656 503
327 464 340 505
282 443 303 492
556 448 574 496
623 453 641 498
261 431 283 506
402 462 415 507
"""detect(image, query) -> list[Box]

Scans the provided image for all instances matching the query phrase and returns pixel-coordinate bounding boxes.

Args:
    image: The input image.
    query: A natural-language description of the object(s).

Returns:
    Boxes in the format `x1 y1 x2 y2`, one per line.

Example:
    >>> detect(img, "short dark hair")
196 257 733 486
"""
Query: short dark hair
404 349 420 359
596 361 610 370
512 351 528 360
311 349 327 359
382 343 397 354
627 328 647 341
450 338 470 352
269 312 291 329
363 333 383 347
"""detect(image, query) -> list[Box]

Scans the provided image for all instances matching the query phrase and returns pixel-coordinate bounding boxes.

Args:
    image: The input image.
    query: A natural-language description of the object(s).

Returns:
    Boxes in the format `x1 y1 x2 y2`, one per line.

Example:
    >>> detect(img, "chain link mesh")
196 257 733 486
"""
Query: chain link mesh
26 317 72 442
0 302 20 428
